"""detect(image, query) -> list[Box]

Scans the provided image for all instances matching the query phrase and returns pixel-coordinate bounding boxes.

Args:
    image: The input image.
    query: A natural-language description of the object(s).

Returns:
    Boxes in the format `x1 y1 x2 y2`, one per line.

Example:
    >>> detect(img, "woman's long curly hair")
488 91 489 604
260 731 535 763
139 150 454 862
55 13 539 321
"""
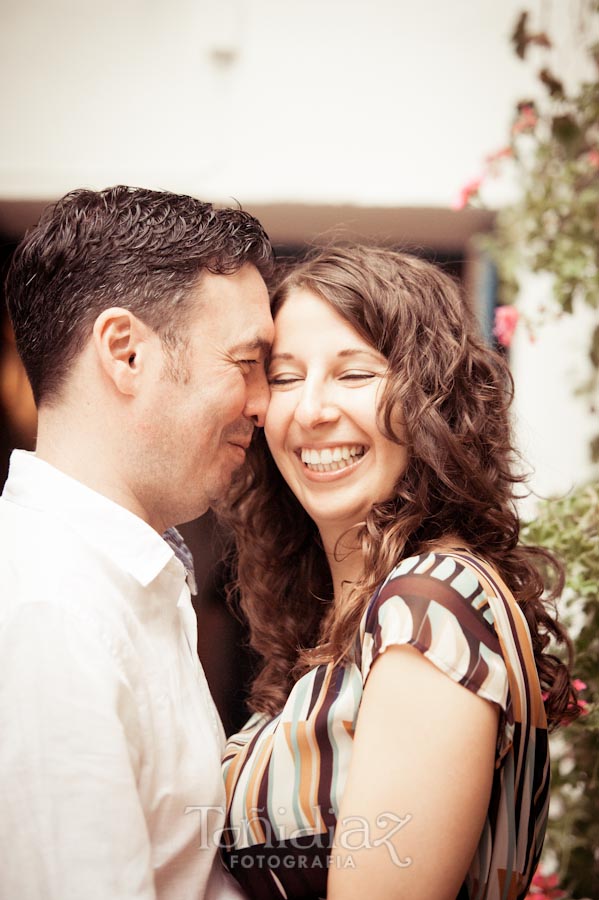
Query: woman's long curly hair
220 244 578 729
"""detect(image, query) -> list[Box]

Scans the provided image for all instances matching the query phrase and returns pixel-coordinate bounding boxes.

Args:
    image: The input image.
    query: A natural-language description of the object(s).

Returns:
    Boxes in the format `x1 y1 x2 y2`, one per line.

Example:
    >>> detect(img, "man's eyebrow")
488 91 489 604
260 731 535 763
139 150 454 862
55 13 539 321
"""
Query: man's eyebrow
230 338 272 356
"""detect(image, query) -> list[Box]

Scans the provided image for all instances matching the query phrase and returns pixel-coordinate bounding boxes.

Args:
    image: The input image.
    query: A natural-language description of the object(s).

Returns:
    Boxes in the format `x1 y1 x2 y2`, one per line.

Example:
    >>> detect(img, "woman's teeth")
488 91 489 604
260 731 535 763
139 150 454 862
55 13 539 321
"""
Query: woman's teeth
300 445 366 472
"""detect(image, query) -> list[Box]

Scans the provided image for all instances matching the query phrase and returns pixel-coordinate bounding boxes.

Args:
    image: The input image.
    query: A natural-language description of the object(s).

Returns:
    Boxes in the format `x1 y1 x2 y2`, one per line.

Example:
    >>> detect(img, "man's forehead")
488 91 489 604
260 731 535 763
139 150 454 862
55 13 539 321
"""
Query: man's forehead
189 266 274 350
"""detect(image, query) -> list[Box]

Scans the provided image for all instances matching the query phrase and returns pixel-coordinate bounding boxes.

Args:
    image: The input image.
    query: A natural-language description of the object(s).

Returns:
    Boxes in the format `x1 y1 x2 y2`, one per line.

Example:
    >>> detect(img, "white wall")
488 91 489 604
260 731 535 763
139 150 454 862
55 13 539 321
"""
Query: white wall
0 0 540 205
511 276 598 518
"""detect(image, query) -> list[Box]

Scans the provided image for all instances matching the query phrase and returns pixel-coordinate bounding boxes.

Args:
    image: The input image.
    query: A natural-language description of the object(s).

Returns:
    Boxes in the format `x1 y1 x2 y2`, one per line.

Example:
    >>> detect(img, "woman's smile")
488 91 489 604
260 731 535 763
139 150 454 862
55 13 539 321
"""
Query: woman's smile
296 443 369 476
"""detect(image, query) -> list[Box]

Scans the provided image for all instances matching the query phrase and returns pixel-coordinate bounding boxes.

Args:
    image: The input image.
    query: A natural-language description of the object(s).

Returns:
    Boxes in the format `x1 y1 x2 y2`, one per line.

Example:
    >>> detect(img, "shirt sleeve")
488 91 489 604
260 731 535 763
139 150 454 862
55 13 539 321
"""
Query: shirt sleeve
360 554 509 710
0 601 156 900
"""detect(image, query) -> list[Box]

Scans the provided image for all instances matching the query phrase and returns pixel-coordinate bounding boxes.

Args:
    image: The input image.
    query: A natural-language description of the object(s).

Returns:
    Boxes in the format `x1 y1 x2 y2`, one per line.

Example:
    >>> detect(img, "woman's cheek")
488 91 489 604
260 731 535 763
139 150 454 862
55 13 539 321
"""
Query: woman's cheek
264 402 284 456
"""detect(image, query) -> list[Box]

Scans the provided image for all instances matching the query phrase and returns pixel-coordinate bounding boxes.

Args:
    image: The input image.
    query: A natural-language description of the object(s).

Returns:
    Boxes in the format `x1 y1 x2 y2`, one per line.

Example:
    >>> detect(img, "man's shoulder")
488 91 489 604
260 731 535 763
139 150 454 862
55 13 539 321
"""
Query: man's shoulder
0 501 149 697
0 496 138 623
1 491 102 566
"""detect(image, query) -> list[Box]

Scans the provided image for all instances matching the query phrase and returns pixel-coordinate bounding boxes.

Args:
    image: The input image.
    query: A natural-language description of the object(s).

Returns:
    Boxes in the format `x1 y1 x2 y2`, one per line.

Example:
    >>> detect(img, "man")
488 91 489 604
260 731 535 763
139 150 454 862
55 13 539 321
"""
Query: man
0 186 275 899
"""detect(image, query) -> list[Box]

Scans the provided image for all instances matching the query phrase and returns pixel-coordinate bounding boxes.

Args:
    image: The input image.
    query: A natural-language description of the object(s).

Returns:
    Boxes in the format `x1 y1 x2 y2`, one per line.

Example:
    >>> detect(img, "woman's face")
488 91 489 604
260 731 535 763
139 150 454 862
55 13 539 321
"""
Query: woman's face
265 288 408 541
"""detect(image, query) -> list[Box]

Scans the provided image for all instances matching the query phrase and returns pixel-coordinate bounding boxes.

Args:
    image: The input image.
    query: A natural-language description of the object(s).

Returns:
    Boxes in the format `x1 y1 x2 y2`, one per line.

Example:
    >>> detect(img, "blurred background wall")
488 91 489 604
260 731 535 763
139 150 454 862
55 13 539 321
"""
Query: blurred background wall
0 0 543 205
0 0 594 729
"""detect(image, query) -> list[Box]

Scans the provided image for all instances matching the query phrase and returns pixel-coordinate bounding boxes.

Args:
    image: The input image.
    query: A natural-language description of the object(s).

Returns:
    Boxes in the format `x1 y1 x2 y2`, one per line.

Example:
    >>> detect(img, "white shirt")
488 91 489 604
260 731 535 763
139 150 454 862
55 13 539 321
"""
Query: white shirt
0 451 244 900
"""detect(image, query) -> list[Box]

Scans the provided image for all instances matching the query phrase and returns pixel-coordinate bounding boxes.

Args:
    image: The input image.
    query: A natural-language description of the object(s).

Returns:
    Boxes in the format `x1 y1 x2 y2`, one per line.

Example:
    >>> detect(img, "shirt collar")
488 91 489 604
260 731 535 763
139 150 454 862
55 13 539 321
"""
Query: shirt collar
2 450 177 587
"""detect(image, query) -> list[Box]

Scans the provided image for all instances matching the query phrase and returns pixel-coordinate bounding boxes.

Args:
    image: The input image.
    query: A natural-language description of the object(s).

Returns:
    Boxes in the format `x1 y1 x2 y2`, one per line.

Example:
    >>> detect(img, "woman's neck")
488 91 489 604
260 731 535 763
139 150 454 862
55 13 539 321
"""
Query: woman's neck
321 529 471 605
321 527 365 605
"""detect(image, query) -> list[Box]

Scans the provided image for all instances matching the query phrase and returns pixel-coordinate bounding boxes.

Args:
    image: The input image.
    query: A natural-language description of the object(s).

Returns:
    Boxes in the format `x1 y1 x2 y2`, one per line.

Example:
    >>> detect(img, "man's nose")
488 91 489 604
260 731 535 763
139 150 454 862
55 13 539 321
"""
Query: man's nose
244 367 270 427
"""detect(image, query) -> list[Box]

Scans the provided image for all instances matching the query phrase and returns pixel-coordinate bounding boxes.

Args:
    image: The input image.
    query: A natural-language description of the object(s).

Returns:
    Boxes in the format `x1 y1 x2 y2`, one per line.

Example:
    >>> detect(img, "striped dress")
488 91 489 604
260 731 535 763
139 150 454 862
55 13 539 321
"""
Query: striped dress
221 551 549 899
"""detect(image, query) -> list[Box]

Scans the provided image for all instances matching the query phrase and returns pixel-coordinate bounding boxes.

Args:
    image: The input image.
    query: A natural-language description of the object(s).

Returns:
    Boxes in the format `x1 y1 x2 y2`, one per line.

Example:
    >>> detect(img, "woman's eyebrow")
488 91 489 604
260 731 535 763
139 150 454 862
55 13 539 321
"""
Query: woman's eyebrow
269 348 382 362
337 348 383 360
268 351 295 363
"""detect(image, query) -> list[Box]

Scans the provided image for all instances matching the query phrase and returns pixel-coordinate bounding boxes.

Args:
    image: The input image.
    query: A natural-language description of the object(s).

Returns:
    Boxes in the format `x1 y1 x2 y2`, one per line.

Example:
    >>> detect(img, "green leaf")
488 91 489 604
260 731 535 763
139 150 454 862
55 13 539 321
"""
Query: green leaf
551 115 582 145
558 289 574 313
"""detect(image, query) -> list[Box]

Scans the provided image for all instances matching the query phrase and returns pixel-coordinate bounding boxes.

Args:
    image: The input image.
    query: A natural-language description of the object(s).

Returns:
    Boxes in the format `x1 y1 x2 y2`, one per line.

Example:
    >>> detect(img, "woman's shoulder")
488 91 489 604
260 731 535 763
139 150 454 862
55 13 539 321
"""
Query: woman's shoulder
359 548 549 729
362 547 520 660
358 548 514 709
370 548 501 619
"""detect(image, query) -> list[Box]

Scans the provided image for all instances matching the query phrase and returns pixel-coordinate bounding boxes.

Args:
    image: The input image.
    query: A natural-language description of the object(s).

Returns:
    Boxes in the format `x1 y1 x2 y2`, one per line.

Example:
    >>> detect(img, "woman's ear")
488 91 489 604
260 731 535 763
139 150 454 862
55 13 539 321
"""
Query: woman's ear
92 308 156 396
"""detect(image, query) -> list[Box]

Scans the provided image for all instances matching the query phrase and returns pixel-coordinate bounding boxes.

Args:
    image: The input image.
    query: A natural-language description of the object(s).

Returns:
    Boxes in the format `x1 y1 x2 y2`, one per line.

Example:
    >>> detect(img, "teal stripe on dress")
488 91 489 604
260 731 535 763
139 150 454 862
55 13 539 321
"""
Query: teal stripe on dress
327 665 361 817
266 736 279 842
426 597 461 644
381 553 421 589
474 820 493 900
377 595 413 646
478 640 508 706
264 714 287 843
431 554 459 582
451 565 482 601
482 606 495 626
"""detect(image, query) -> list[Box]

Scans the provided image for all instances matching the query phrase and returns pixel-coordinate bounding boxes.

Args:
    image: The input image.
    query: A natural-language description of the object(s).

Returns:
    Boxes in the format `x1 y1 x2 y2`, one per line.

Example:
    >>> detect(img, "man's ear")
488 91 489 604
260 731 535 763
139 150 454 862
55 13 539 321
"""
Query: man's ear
92 308 157 396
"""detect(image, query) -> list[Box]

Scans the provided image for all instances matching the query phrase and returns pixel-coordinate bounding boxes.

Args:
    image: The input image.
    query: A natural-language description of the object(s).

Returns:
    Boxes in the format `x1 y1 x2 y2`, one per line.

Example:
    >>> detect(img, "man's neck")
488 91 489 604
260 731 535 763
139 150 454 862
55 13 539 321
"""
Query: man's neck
35 414 161 532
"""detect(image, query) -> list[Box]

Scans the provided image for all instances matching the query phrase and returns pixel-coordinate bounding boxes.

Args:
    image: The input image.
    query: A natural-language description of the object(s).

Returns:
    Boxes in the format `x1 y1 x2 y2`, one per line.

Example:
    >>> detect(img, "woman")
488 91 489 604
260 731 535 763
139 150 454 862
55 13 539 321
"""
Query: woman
218 246 578 900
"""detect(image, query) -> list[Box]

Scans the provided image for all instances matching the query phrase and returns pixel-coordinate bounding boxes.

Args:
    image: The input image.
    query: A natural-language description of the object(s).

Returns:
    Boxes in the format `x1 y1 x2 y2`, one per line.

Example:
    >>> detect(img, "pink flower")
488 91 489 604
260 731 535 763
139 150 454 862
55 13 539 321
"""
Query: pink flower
451 176 483 210
573 678 590 715
485 146 514 164
586 149 599 168
512 104 538 135
559 679 590 723
528 865 567 898
493 305 520 347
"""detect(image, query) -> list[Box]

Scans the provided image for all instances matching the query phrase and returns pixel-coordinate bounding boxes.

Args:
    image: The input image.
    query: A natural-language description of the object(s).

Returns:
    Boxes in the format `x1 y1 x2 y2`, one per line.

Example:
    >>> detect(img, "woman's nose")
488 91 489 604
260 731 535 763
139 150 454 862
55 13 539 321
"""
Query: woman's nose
293 381 340 429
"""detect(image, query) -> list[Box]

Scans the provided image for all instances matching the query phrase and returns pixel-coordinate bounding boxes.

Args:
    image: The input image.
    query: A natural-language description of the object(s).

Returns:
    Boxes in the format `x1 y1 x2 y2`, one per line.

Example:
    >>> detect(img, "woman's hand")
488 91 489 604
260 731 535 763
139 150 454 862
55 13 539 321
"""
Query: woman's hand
328 644 498 900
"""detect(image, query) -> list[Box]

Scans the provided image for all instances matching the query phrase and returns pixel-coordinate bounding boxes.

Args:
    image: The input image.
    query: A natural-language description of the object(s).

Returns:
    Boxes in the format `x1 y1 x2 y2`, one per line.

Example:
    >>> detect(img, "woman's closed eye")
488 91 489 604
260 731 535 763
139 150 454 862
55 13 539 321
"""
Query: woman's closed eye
268 372 303 386
339 371 377 381
268 370 379 387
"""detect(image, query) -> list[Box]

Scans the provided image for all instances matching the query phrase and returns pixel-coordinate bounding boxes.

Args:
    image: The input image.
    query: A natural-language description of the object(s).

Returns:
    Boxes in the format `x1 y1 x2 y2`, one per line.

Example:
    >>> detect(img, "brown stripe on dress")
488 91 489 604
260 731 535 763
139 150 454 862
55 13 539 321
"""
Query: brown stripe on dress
314 664 338 826
374 587 491 692
225 715 274 824
304 664 327 719
373 572 502 654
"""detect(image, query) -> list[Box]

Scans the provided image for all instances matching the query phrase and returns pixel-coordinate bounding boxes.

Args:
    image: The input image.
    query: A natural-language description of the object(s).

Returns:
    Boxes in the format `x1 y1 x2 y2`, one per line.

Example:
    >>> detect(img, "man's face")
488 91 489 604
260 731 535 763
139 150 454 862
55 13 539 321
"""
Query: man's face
138 263 273 529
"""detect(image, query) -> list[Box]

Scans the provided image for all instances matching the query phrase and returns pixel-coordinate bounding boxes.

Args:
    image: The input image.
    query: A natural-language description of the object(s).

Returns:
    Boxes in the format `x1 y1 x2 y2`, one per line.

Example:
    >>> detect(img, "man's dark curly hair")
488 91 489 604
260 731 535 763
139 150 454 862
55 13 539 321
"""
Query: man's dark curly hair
5 185 274 405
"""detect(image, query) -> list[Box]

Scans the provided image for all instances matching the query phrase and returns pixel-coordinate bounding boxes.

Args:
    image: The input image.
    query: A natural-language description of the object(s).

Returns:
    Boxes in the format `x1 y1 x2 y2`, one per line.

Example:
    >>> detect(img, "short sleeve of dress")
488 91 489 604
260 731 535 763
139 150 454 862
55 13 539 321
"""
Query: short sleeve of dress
359 552 509 711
